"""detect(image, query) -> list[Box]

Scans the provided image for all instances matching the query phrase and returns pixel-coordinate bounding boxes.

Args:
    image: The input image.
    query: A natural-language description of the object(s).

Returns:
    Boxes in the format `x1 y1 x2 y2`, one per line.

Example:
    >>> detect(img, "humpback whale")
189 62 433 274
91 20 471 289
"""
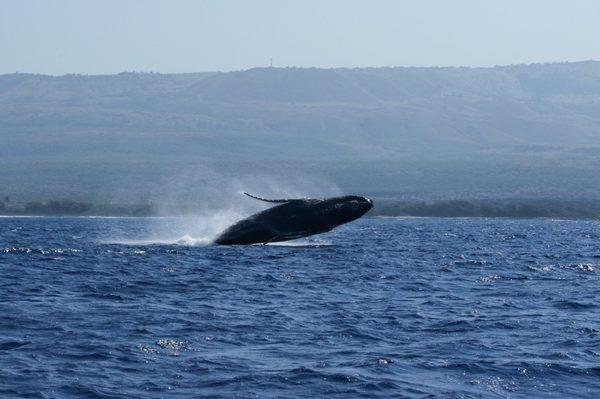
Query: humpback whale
214 192 373 245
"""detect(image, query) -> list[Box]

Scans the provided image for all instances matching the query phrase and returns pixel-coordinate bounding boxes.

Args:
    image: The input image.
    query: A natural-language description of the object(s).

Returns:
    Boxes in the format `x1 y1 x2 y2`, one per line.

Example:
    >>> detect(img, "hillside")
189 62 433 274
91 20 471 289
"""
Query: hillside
2 62 600 202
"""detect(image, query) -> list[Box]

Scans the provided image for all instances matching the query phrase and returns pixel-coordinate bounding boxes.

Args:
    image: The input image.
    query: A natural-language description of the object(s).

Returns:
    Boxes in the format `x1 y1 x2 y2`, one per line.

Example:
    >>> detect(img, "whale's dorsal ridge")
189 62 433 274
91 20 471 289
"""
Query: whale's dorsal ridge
243 192 301 203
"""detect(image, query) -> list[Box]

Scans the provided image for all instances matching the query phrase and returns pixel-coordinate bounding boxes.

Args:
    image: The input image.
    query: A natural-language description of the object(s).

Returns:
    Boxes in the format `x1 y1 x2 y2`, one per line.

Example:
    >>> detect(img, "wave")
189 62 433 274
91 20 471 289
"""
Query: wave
102 236 333 247
1 247 82 254
101 235 213 246
265 240 333 248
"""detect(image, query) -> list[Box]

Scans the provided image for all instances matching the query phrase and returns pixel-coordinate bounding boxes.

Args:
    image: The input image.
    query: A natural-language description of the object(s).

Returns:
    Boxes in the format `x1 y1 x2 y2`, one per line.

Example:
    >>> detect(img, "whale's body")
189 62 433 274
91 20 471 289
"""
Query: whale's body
214 193 373 245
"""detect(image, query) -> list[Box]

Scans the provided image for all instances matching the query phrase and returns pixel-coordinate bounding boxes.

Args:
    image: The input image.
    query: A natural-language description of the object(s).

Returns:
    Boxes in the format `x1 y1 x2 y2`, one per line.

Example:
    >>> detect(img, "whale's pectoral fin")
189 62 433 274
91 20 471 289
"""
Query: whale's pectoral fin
243 192 303 203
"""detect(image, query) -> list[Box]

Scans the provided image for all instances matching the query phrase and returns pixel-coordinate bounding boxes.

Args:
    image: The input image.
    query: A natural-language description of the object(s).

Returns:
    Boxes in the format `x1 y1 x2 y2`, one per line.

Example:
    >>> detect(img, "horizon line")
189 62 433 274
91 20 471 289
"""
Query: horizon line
2 59 598 78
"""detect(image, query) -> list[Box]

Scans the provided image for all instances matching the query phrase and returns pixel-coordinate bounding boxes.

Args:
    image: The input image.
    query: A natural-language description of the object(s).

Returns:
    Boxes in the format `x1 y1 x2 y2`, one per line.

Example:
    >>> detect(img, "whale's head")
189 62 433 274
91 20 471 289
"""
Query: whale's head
322 195 373 224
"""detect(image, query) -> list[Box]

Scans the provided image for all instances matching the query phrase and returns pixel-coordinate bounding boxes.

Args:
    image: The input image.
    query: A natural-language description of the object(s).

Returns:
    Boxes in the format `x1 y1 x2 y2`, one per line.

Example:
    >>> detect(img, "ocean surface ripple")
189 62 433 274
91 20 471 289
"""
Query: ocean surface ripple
1 217 600 398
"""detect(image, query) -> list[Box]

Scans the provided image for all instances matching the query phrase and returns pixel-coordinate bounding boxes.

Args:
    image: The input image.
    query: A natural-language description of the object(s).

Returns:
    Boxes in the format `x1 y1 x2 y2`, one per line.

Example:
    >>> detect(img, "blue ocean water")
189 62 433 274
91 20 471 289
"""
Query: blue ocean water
1 216 599 398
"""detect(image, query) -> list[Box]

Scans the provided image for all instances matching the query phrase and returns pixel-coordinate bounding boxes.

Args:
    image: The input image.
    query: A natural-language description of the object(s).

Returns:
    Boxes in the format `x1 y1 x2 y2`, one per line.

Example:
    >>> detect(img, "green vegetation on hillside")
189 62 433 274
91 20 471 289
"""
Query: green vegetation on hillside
372 200 600 219
3 198 600 220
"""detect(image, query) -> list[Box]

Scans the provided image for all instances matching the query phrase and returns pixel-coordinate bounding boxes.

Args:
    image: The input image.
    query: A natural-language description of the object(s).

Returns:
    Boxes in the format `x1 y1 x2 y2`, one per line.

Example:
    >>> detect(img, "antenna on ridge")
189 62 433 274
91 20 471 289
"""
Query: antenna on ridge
270 58 273 68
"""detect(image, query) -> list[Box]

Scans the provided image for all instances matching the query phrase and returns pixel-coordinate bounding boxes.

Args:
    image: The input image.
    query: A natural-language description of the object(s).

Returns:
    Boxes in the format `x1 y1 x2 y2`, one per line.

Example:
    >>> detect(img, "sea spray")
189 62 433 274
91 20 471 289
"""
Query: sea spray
101 172 342 245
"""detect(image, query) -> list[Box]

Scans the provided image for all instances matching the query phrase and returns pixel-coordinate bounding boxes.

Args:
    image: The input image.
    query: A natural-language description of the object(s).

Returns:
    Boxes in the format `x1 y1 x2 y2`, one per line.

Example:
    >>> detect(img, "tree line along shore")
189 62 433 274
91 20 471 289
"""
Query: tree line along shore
3 198 600 220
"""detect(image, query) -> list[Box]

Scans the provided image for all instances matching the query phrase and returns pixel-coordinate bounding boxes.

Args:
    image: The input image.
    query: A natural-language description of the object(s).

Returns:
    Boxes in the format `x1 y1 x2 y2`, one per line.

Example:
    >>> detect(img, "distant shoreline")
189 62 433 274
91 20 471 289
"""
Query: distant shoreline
3 199 600 220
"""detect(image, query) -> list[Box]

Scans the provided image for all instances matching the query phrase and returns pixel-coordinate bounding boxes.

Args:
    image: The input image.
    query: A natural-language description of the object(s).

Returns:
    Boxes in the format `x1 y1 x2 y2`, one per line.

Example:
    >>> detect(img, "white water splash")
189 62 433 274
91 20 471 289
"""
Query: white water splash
102 174 342 247
102 210 244 246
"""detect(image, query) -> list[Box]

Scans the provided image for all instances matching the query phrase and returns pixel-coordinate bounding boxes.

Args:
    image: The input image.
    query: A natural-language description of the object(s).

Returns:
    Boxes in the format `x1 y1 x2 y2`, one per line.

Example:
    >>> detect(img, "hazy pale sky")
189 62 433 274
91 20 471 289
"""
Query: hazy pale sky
1 0 600 75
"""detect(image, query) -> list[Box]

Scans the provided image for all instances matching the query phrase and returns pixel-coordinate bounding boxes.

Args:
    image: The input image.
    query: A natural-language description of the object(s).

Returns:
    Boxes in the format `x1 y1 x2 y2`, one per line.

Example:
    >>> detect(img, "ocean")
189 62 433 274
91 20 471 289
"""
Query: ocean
1 216 599 398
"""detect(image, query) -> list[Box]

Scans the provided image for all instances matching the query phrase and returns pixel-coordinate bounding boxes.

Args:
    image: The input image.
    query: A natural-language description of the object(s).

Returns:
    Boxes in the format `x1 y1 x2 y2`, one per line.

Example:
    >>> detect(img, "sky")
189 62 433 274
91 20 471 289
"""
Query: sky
1 0 600 75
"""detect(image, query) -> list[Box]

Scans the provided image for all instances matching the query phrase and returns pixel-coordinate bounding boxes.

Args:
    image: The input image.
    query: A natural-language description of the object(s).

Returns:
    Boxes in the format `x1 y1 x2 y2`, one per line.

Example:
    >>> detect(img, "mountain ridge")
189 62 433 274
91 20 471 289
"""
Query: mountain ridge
3 61 600 201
